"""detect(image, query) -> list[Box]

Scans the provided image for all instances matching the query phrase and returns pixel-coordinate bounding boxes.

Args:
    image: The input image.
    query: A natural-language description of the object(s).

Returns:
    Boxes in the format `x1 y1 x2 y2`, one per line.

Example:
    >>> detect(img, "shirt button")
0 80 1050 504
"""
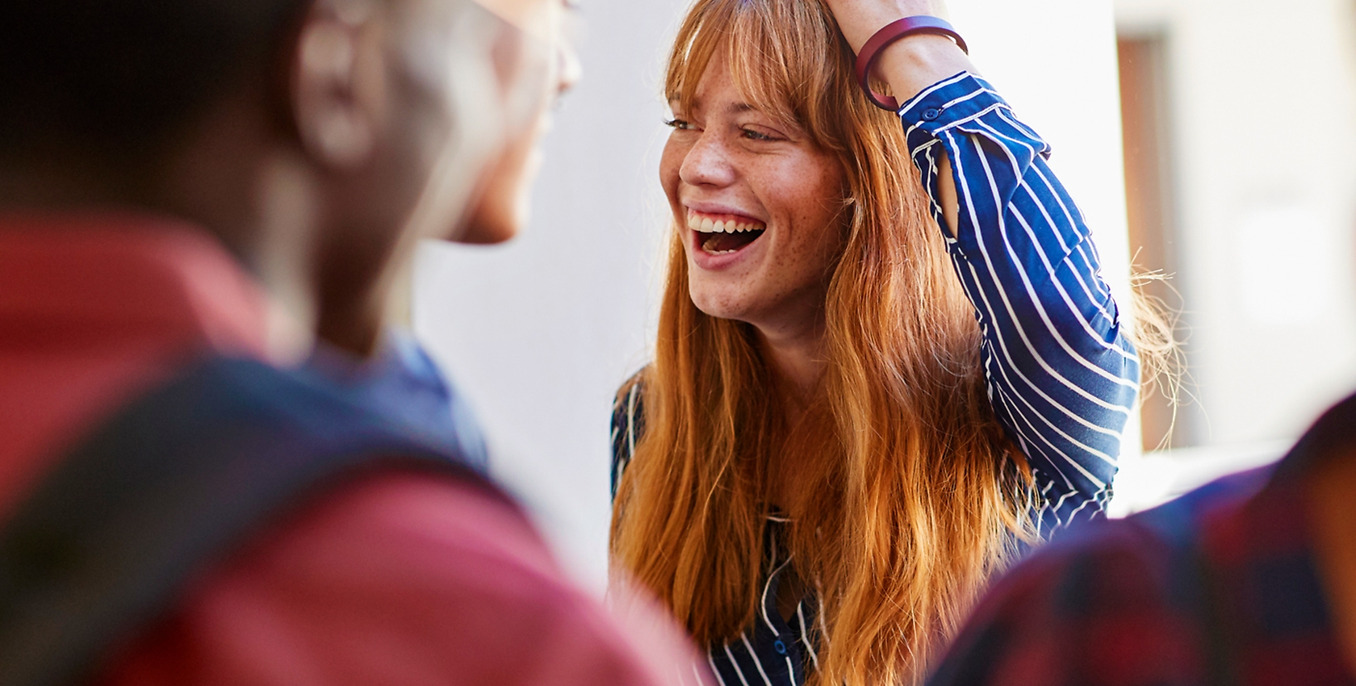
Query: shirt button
922 108 942 121
773 640 787 655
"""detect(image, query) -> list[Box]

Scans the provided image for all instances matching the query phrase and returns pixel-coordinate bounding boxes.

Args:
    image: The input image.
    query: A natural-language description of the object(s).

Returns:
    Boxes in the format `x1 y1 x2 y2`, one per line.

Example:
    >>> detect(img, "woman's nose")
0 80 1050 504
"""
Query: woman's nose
679 133 735 187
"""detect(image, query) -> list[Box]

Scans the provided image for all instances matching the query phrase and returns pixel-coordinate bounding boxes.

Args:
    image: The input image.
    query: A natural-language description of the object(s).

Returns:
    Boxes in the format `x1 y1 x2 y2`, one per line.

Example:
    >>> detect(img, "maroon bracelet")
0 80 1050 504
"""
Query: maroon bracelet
854 16 969 111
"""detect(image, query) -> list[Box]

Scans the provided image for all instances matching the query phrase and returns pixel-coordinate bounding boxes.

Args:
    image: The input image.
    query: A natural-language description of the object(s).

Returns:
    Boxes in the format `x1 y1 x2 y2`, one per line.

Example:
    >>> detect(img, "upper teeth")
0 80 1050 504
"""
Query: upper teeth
688 214 764 234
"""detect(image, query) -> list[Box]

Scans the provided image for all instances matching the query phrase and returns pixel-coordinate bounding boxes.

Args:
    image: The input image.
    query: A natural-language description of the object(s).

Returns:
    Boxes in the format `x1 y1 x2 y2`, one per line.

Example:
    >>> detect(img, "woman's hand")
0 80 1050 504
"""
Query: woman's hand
822 0 972 107
822 0 968 236
822 0 951 54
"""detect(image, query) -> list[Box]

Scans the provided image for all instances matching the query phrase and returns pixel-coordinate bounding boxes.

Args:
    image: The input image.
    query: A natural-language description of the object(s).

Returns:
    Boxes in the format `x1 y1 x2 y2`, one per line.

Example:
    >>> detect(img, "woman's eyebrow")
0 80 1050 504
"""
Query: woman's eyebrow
727 102 803 135
668 97 702 114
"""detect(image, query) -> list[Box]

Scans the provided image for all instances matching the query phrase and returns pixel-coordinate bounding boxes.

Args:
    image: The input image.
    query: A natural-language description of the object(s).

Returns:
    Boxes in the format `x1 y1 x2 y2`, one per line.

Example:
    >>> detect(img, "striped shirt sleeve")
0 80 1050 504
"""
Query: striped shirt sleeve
899 73 1140 532
610 378 645 500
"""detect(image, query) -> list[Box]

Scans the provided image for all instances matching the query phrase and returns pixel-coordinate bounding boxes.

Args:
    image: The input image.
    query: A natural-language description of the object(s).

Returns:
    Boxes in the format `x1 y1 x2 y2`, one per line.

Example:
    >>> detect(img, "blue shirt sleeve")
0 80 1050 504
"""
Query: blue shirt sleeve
898 73 1140 533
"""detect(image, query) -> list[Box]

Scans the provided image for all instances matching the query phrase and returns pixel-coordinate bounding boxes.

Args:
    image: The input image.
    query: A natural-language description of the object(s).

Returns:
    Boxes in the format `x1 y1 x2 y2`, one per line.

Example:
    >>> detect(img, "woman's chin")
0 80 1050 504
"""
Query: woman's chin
688 290 750 324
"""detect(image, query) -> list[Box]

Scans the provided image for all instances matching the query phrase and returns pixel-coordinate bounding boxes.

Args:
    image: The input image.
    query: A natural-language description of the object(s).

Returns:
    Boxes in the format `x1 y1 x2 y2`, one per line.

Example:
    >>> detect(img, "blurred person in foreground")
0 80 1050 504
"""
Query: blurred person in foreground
927 410 1356 686
0 0 696 683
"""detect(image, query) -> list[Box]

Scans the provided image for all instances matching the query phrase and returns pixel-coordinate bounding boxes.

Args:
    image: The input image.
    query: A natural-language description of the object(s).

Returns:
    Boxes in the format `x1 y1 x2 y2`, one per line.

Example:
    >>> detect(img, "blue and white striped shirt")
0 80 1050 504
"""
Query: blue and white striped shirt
610 73 1140 686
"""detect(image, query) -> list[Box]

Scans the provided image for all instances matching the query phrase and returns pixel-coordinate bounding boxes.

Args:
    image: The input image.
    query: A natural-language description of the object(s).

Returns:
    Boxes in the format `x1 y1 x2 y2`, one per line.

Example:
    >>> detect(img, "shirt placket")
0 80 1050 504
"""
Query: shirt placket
753 524 807 685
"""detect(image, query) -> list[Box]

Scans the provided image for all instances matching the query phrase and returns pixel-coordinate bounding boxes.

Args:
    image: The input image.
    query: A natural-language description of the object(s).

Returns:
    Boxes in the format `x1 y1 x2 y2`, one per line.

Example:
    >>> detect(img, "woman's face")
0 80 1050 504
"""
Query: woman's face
660 50 847 339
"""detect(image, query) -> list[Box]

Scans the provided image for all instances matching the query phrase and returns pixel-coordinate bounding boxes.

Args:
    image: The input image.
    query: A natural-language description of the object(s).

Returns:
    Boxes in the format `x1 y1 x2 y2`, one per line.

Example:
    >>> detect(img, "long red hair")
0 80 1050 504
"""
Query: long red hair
611 1 1035 683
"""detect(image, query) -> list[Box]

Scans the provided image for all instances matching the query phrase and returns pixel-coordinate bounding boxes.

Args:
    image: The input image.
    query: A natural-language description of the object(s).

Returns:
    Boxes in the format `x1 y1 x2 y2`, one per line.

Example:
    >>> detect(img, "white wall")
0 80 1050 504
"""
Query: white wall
413 0 1136 587
1115 0 1356 448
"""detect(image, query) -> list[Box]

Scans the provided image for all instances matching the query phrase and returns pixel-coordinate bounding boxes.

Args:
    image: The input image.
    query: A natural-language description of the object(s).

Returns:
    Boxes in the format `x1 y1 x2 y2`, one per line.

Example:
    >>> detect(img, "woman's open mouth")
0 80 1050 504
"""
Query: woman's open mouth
687 211 767 255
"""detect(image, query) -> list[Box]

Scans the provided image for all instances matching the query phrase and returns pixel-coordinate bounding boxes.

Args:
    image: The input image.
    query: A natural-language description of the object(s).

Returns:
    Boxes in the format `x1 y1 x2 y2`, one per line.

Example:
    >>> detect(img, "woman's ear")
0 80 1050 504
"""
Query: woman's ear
289 0 382 169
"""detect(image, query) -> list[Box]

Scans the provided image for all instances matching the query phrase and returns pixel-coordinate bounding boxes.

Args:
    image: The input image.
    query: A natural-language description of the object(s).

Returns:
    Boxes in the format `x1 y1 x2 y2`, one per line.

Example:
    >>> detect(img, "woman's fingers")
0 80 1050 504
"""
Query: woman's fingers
822 0 970 109
823 0 951 53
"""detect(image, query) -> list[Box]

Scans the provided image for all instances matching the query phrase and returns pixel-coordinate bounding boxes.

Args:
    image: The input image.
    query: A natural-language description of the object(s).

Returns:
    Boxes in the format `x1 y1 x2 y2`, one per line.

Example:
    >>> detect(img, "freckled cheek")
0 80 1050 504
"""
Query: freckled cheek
774 205 846 284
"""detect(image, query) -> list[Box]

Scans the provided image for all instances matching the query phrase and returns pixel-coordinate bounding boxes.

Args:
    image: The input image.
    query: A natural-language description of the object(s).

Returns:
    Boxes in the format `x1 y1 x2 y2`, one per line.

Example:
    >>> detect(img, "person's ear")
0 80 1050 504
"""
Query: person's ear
289 0 381 170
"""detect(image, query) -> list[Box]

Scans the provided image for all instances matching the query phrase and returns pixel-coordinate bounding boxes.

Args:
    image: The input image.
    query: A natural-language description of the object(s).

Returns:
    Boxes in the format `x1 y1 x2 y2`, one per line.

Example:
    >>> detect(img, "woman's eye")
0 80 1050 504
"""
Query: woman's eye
664 118 694 131
741 128 778 142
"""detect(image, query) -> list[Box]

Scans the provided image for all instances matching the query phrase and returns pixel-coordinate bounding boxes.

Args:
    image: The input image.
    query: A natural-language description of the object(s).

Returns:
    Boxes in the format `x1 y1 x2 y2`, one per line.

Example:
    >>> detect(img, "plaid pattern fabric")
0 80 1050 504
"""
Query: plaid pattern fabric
928 393 1356 686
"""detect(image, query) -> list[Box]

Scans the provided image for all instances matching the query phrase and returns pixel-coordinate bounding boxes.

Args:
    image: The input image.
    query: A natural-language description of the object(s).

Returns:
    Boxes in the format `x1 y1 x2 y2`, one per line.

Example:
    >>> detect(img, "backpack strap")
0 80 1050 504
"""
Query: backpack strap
0 356 511 686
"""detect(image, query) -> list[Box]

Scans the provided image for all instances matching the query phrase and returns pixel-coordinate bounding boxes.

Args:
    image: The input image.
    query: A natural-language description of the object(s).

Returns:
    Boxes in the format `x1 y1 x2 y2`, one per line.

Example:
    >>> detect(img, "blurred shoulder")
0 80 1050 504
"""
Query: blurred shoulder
107 473 681 686
928 467 1274 686
929 519 1185 686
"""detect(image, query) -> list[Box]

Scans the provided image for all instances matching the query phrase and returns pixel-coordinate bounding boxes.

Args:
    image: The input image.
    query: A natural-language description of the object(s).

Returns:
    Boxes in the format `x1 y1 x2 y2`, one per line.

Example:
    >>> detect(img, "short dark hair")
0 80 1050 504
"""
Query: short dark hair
0 0 309 158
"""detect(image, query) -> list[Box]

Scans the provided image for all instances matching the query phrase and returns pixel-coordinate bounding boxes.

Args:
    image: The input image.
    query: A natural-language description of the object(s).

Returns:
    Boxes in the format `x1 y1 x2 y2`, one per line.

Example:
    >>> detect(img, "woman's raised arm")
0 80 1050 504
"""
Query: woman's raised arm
825 0 972 234
827 0 1141 532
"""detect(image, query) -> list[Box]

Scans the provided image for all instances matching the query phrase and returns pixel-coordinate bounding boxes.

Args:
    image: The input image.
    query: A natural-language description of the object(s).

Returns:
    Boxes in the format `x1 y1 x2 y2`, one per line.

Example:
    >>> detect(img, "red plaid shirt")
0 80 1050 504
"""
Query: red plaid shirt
928 393 1356 686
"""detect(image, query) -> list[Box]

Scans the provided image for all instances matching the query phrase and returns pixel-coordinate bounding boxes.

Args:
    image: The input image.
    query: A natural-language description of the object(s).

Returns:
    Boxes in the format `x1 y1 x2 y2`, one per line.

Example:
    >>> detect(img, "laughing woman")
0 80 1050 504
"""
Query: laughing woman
609 0 1141 684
